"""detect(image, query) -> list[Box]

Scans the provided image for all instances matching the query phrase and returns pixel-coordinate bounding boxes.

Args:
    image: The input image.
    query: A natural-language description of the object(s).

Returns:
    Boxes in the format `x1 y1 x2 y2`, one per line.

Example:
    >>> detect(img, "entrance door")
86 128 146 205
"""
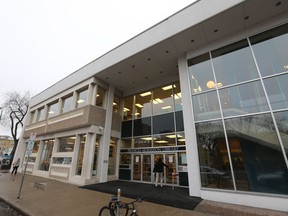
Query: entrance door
153 153 177 185
133 154 152 182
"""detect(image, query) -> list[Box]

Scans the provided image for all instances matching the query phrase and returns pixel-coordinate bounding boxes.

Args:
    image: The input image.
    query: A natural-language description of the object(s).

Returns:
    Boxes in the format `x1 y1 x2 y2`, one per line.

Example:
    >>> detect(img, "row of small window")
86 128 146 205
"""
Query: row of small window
188 23 288 94
121 132 186 148
121 111 184 138
25 156 72 165
122 82 182 120
29 85 120 124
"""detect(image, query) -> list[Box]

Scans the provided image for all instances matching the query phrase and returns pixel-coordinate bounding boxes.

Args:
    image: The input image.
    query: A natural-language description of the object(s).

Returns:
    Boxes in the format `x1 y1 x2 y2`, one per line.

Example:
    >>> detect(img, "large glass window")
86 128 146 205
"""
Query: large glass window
76 88 88 108
134 91 152 118
274 111 288 158
153 133 176 147
263 74 288 110
188 53 214 94
134 136 152 148
121 120 132 138
123 96 133 121
196 120 233 189
250 23 288 77
153 113 175 134
192 91 221 121
173 82 182 111
225 114 288 195
96 86 106 107
47 101 59 118
76 135 85 175
133 117 151 136
219 81 269 117
39 139 54 171
37 107 45 121
61 94 73 113
152 84 174 115
58 136 75 152
212 39 259 87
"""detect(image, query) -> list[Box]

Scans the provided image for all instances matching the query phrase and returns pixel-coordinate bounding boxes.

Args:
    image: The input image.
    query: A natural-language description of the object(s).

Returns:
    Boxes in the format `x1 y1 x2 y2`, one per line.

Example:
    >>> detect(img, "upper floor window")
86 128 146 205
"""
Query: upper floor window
47 101 59 118
29 111 35 124
61 94 73 113
96 86 106 107
37 107 45 122
76 88 88 108
113 95 120 113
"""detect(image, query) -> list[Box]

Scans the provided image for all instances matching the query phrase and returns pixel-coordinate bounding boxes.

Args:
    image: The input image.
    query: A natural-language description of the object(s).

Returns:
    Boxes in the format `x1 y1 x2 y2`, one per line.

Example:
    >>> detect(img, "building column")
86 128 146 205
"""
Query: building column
178 54 201 197
82 133 96 179
98 85 114 182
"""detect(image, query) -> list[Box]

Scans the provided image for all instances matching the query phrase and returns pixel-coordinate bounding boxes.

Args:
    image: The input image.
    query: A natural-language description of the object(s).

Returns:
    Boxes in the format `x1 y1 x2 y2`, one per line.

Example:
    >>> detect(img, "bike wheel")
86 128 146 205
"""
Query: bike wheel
99 206 114 216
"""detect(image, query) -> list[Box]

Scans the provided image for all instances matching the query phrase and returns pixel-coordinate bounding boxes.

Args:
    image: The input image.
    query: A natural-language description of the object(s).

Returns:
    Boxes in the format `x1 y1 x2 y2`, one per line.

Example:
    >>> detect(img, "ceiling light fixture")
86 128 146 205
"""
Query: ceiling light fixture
140 91 151 97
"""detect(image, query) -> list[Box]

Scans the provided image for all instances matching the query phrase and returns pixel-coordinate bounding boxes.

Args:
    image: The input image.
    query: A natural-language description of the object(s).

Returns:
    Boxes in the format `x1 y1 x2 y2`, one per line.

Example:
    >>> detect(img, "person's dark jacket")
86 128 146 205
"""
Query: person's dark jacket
153 160 168 173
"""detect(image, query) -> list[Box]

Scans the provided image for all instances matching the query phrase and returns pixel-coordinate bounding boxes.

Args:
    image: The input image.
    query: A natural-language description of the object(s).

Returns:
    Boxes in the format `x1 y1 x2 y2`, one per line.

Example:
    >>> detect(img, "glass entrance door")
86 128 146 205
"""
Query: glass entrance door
133 154 152 182
153 153 177 185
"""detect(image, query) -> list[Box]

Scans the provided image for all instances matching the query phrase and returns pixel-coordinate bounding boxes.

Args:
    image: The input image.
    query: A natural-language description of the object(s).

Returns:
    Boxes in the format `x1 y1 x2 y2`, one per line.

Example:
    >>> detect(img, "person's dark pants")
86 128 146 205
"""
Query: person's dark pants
11 166 19 175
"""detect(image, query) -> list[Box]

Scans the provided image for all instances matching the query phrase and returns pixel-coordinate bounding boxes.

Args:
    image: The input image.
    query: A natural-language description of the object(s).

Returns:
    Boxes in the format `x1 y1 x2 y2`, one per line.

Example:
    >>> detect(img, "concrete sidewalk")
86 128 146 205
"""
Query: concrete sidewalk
0 170 287 216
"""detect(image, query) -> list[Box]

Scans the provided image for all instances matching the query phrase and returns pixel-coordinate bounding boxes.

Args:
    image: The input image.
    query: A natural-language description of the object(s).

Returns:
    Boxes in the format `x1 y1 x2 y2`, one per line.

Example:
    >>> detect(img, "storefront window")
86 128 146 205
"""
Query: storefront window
153 133 176 147
59 136 75 152
134 136 152 148
196 120 234 190
32 140 40 153
225 114 288 195
133 117 151 136
39 139 54 171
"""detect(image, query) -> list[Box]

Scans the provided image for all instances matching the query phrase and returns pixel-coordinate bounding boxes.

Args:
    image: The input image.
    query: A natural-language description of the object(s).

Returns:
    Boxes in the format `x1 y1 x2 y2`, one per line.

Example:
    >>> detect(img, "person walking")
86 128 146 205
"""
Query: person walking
11 158 20 175
153 158 168 187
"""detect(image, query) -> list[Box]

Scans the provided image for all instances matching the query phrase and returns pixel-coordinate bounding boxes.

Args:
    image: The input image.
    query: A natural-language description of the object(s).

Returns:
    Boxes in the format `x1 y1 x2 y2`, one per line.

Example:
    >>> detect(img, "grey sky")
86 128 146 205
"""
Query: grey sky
0 0 196 135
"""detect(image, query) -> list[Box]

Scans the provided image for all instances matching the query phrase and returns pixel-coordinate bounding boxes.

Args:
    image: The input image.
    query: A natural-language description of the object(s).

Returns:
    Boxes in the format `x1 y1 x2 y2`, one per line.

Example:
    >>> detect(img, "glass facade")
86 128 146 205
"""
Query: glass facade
188 23 288 195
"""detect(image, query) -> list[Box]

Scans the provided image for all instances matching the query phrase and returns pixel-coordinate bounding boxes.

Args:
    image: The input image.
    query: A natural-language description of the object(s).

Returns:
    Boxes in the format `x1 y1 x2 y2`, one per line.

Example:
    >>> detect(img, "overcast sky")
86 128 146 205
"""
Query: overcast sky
0 0 196 135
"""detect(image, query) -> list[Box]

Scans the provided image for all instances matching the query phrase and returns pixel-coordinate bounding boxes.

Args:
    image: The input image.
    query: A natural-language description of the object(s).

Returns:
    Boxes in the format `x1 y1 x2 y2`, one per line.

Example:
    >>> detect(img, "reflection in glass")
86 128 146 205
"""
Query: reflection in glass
153 133 176 147
48 101 58 118
250 23 288 77
153 113 175 134
152 85 174 115
274 111 288 158
39 139 54 171
219 81 269 117
59 136 75 152
175 111 184 132
212 39 258 87
176 133 186 146
188 53 215 94
196 120 233 189
121 120 132 138
77 88 88 108
61 95 73 113
135 92 152 118
225 114 288 194
192 91 221 121
263 74 288 110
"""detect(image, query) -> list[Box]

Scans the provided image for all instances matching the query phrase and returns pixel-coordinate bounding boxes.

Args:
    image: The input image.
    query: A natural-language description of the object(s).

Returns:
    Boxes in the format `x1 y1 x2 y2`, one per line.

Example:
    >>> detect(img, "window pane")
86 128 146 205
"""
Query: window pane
59 136 75 152
113 95 120 113
153 133 176 147
121 120 132 138
219 81 269 117
188 53 215 94
39 139 54 171
263 74 288 110
77 88 88 108
32 140 40 153
250 23 288 77
173 82 182 111
176 133 186 146
96 87 106 107
192 91 221 121
37 107 45 121
76 135 86 175
175 111 184 132
134 136 152 148
134 91 152 118
274 111 288 158
225 114 288 195
152 85 174 115
153 113 175 134
196 120 234 189
108 138 117 175
123 96 133 121
133 117 151 136
61 95 73 113
121 138 132 148
212 39 259 86
48 101 58 118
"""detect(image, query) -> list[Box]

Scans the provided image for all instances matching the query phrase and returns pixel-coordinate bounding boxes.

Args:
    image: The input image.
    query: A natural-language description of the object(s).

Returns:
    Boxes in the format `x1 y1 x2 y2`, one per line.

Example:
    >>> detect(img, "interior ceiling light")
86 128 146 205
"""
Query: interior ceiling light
162 84 176 90
135 103 143 108
155 140 168 143
153 98 163 104
166 134 177 138
173 93 182 99
161 106 172 110
140 91 151 97
123 107 130 112
141 137 155 141
113 102 117 106
48 111 55 114
207 80 215 89
284 65 288 70
77 99 85 104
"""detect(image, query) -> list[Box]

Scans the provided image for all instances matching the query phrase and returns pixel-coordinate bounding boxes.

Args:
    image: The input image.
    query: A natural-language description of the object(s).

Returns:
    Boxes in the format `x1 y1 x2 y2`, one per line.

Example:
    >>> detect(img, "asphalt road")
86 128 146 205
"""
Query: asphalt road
0 200 24 216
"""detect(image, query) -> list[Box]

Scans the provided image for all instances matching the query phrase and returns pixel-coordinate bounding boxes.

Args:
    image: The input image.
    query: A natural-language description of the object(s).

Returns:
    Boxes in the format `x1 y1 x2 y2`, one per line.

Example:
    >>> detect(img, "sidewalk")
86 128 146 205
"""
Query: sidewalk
0 170 287 216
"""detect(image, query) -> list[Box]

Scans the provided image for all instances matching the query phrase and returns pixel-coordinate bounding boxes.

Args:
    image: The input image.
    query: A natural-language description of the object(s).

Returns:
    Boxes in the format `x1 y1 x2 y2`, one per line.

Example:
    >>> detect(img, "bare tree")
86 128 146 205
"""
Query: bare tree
1 90 31 165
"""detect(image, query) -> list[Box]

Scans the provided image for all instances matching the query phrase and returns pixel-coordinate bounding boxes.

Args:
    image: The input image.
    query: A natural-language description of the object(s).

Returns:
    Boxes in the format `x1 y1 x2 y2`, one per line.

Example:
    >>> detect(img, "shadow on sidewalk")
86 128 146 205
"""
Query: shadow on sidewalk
80 181 202 210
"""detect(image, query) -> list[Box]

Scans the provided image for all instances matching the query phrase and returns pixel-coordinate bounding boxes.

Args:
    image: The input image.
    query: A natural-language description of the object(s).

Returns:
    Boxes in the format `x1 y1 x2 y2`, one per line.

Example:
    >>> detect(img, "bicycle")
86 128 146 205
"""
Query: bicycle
99 189 143 216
